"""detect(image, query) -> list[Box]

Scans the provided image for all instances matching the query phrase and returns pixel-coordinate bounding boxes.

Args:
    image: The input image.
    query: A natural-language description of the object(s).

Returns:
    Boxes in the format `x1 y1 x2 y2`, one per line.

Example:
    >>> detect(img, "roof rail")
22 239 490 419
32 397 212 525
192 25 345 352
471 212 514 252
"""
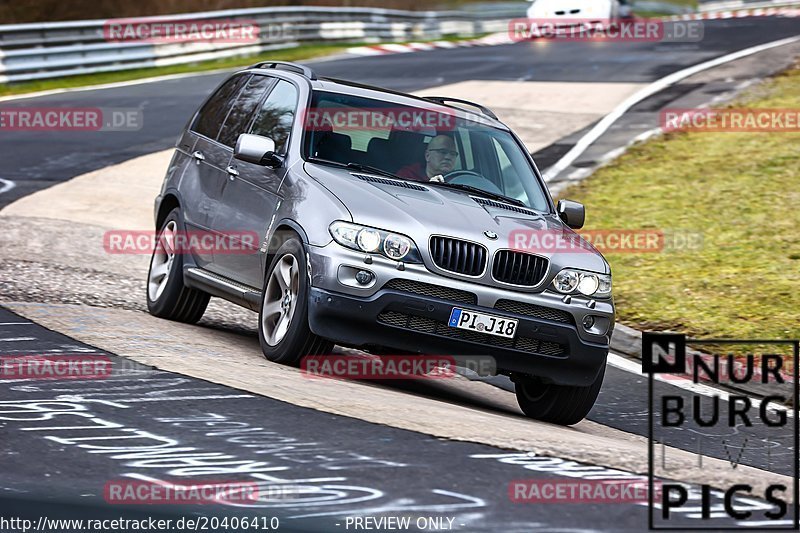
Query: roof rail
422 96 498 120
321 77 415 100
251 61 317 80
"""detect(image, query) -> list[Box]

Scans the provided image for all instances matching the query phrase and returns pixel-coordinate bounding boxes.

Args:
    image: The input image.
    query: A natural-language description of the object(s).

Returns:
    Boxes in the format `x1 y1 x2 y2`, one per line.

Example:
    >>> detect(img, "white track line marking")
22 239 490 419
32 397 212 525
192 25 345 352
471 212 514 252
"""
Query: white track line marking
111 394 255 402
0 178 15 195
543 35 800 181
607 352 789 412
0 322 32 325
0 337 36 342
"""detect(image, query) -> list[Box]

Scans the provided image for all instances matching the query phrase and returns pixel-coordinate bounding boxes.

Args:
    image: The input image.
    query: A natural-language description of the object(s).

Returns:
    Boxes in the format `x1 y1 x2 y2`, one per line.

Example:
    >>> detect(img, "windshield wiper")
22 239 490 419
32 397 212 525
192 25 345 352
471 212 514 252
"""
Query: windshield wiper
344 162 404 181
306 158 406 182
425 181 527 207
306 156 349 169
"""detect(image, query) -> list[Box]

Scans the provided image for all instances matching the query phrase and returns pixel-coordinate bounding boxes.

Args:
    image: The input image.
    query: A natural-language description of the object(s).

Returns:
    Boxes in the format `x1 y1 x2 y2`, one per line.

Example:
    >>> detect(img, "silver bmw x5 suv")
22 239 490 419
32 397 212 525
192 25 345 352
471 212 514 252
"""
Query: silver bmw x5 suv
149 61 615 425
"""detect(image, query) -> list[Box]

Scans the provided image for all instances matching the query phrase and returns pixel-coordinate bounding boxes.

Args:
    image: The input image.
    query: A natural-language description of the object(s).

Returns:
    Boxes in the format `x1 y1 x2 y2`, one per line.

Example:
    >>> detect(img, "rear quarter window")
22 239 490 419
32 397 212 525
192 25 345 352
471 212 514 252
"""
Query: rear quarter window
191 73 250 140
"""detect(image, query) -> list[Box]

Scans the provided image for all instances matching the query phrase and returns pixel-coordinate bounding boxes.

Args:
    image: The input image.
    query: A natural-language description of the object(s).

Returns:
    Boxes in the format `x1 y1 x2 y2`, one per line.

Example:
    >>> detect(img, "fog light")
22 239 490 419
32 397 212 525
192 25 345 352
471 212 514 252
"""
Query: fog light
355 270 374 285
582 315 595 330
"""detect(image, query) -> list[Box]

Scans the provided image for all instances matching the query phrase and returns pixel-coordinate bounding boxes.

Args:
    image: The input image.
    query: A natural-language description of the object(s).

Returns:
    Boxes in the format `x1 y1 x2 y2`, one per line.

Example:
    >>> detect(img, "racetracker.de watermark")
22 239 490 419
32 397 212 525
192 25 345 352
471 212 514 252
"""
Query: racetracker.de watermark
508 18 703 43
508 229 703 254
103 18 262 43
661 108 800 132
0 355 112 380
300 355 496 380
0 107 142 131
104 230 260 255
303 106 461 132
104 480 260 505
509 479 661 504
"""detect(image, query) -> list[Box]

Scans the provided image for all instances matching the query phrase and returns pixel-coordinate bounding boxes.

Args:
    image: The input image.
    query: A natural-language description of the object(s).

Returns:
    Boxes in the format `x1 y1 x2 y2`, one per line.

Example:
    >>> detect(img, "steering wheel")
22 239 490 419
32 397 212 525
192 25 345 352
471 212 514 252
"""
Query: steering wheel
443 170 504 195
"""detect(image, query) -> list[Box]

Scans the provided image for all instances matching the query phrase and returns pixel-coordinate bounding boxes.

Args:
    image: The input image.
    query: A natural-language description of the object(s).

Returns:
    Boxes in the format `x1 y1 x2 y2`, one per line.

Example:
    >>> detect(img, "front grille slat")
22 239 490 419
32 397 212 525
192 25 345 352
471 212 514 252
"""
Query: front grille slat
511 251 520 283
377 311 567 357
522 254 533 285
430 236 486 277
446 239 454 270
492 250 549 286
519 254 529 285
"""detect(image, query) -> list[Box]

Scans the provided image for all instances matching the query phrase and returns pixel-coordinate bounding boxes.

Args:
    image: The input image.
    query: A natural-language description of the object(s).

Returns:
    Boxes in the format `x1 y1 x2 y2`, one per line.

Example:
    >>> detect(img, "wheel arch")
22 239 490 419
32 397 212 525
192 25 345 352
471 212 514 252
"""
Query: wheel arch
263 219 310 279
155 192 181 230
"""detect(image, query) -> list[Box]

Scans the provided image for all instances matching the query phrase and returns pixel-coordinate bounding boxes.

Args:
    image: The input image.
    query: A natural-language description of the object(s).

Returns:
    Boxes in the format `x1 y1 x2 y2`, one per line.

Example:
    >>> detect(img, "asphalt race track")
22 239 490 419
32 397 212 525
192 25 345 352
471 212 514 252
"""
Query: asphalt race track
0 307 789 531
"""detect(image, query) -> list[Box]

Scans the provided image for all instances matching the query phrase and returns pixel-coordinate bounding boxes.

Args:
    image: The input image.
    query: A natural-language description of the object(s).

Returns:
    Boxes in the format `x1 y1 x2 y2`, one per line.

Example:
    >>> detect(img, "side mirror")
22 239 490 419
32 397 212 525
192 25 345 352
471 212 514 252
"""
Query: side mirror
557 199 585 229
234 133 282 167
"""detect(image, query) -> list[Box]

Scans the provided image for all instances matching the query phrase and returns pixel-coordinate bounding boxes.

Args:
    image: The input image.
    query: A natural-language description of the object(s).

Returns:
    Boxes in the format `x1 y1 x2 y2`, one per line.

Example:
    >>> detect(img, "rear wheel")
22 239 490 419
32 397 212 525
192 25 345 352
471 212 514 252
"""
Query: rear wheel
146 208 209 323
514 363 606 425
258 236 333 364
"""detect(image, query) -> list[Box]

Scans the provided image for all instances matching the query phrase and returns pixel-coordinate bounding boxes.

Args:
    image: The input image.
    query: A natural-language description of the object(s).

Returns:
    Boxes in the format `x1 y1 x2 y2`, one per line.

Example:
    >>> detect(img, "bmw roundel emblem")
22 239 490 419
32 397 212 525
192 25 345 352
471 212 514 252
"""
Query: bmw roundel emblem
484 231 498 240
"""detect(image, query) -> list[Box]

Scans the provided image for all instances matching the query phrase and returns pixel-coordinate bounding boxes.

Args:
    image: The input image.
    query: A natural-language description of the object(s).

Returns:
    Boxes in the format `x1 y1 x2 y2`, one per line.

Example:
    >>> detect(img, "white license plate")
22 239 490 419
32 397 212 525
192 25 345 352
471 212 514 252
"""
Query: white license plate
448 308 518 339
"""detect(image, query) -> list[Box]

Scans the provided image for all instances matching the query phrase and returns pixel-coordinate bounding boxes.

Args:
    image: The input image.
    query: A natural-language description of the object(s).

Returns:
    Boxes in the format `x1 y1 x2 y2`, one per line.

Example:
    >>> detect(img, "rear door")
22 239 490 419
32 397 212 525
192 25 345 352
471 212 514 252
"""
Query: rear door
181 73 250 268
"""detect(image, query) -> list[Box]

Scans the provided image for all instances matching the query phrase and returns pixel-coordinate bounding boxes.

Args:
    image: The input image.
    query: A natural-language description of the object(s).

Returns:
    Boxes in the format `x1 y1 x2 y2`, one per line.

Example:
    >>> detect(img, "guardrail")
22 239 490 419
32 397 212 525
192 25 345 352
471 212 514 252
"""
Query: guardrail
0 5 526 84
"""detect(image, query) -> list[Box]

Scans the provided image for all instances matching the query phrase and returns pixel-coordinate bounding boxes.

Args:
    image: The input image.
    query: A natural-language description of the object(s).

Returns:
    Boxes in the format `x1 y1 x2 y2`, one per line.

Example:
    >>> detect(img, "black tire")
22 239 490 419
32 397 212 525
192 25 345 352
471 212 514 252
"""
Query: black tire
146 208 209 323
258 235 333 364
514 363 606 425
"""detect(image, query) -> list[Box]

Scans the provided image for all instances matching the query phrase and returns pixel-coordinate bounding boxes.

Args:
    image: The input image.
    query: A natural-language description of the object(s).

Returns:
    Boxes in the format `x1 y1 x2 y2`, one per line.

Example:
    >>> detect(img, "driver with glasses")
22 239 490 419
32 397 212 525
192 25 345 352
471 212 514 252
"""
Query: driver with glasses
397 135 458 182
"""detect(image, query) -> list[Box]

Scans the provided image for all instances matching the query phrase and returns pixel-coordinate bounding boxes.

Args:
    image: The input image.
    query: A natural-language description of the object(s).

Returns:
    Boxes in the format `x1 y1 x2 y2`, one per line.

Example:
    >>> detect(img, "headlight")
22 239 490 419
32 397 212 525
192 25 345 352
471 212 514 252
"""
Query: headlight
383 234 411 260
554 270 579 293
329 221 421 263
552 268 612 297
356 228 381 252
577 274 598 295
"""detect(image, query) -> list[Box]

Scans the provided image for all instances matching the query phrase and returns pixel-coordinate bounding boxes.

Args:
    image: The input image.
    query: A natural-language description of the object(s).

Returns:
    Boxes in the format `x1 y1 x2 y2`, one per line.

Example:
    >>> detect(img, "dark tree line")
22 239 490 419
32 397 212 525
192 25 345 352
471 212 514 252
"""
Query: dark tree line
0 0 504 24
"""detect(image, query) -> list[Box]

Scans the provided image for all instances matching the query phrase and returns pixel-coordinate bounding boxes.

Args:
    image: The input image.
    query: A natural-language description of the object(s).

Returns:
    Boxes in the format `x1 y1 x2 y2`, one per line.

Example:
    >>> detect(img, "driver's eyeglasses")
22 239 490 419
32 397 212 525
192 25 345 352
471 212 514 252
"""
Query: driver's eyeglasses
428 148 459 158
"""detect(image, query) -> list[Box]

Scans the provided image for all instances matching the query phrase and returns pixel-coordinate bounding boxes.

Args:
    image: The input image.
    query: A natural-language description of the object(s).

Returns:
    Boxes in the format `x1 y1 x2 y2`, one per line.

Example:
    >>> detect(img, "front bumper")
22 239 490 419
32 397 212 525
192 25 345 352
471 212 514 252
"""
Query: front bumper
306 242 612 386
308 286 608 386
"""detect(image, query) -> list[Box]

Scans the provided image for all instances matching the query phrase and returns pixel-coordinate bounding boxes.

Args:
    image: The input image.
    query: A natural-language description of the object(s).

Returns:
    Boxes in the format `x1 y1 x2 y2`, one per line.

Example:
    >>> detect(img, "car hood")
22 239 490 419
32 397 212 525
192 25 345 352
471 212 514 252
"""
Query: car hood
304 162 609 275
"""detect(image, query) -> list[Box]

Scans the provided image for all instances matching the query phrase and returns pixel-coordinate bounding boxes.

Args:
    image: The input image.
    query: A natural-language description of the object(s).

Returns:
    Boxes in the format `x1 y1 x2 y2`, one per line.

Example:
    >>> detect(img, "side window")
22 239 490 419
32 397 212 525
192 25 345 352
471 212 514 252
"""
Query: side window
250 80 299 154
192 74 250 140
217 75 274 148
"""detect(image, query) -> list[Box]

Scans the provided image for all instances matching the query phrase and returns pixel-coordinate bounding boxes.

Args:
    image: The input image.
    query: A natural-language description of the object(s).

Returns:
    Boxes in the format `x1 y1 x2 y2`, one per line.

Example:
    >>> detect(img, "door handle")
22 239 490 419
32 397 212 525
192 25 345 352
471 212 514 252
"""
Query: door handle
191 150 205 162
226 166 239 179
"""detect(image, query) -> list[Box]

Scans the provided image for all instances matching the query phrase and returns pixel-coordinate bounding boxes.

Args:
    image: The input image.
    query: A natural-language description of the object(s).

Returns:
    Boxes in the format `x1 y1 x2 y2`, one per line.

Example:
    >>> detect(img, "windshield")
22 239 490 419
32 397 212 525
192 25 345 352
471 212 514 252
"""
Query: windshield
302 91 551 211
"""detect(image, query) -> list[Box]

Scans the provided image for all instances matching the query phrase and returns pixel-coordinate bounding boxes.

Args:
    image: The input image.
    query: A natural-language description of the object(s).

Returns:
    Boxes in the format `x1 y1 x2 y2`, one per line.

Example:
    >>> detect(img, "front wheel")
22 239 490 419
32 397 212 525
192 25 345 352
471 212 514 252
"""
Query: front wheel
514 363 606 425
258 236 333 364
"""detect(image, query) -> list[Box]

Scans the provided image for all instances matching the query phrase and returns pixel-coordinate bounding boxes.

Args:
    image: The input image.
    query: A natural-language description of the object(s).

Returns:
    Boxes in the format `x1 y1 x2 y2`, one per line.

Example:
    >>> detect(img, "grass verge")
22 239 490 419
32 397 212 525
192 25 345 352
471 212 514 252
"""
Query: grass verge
558 60 800 346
